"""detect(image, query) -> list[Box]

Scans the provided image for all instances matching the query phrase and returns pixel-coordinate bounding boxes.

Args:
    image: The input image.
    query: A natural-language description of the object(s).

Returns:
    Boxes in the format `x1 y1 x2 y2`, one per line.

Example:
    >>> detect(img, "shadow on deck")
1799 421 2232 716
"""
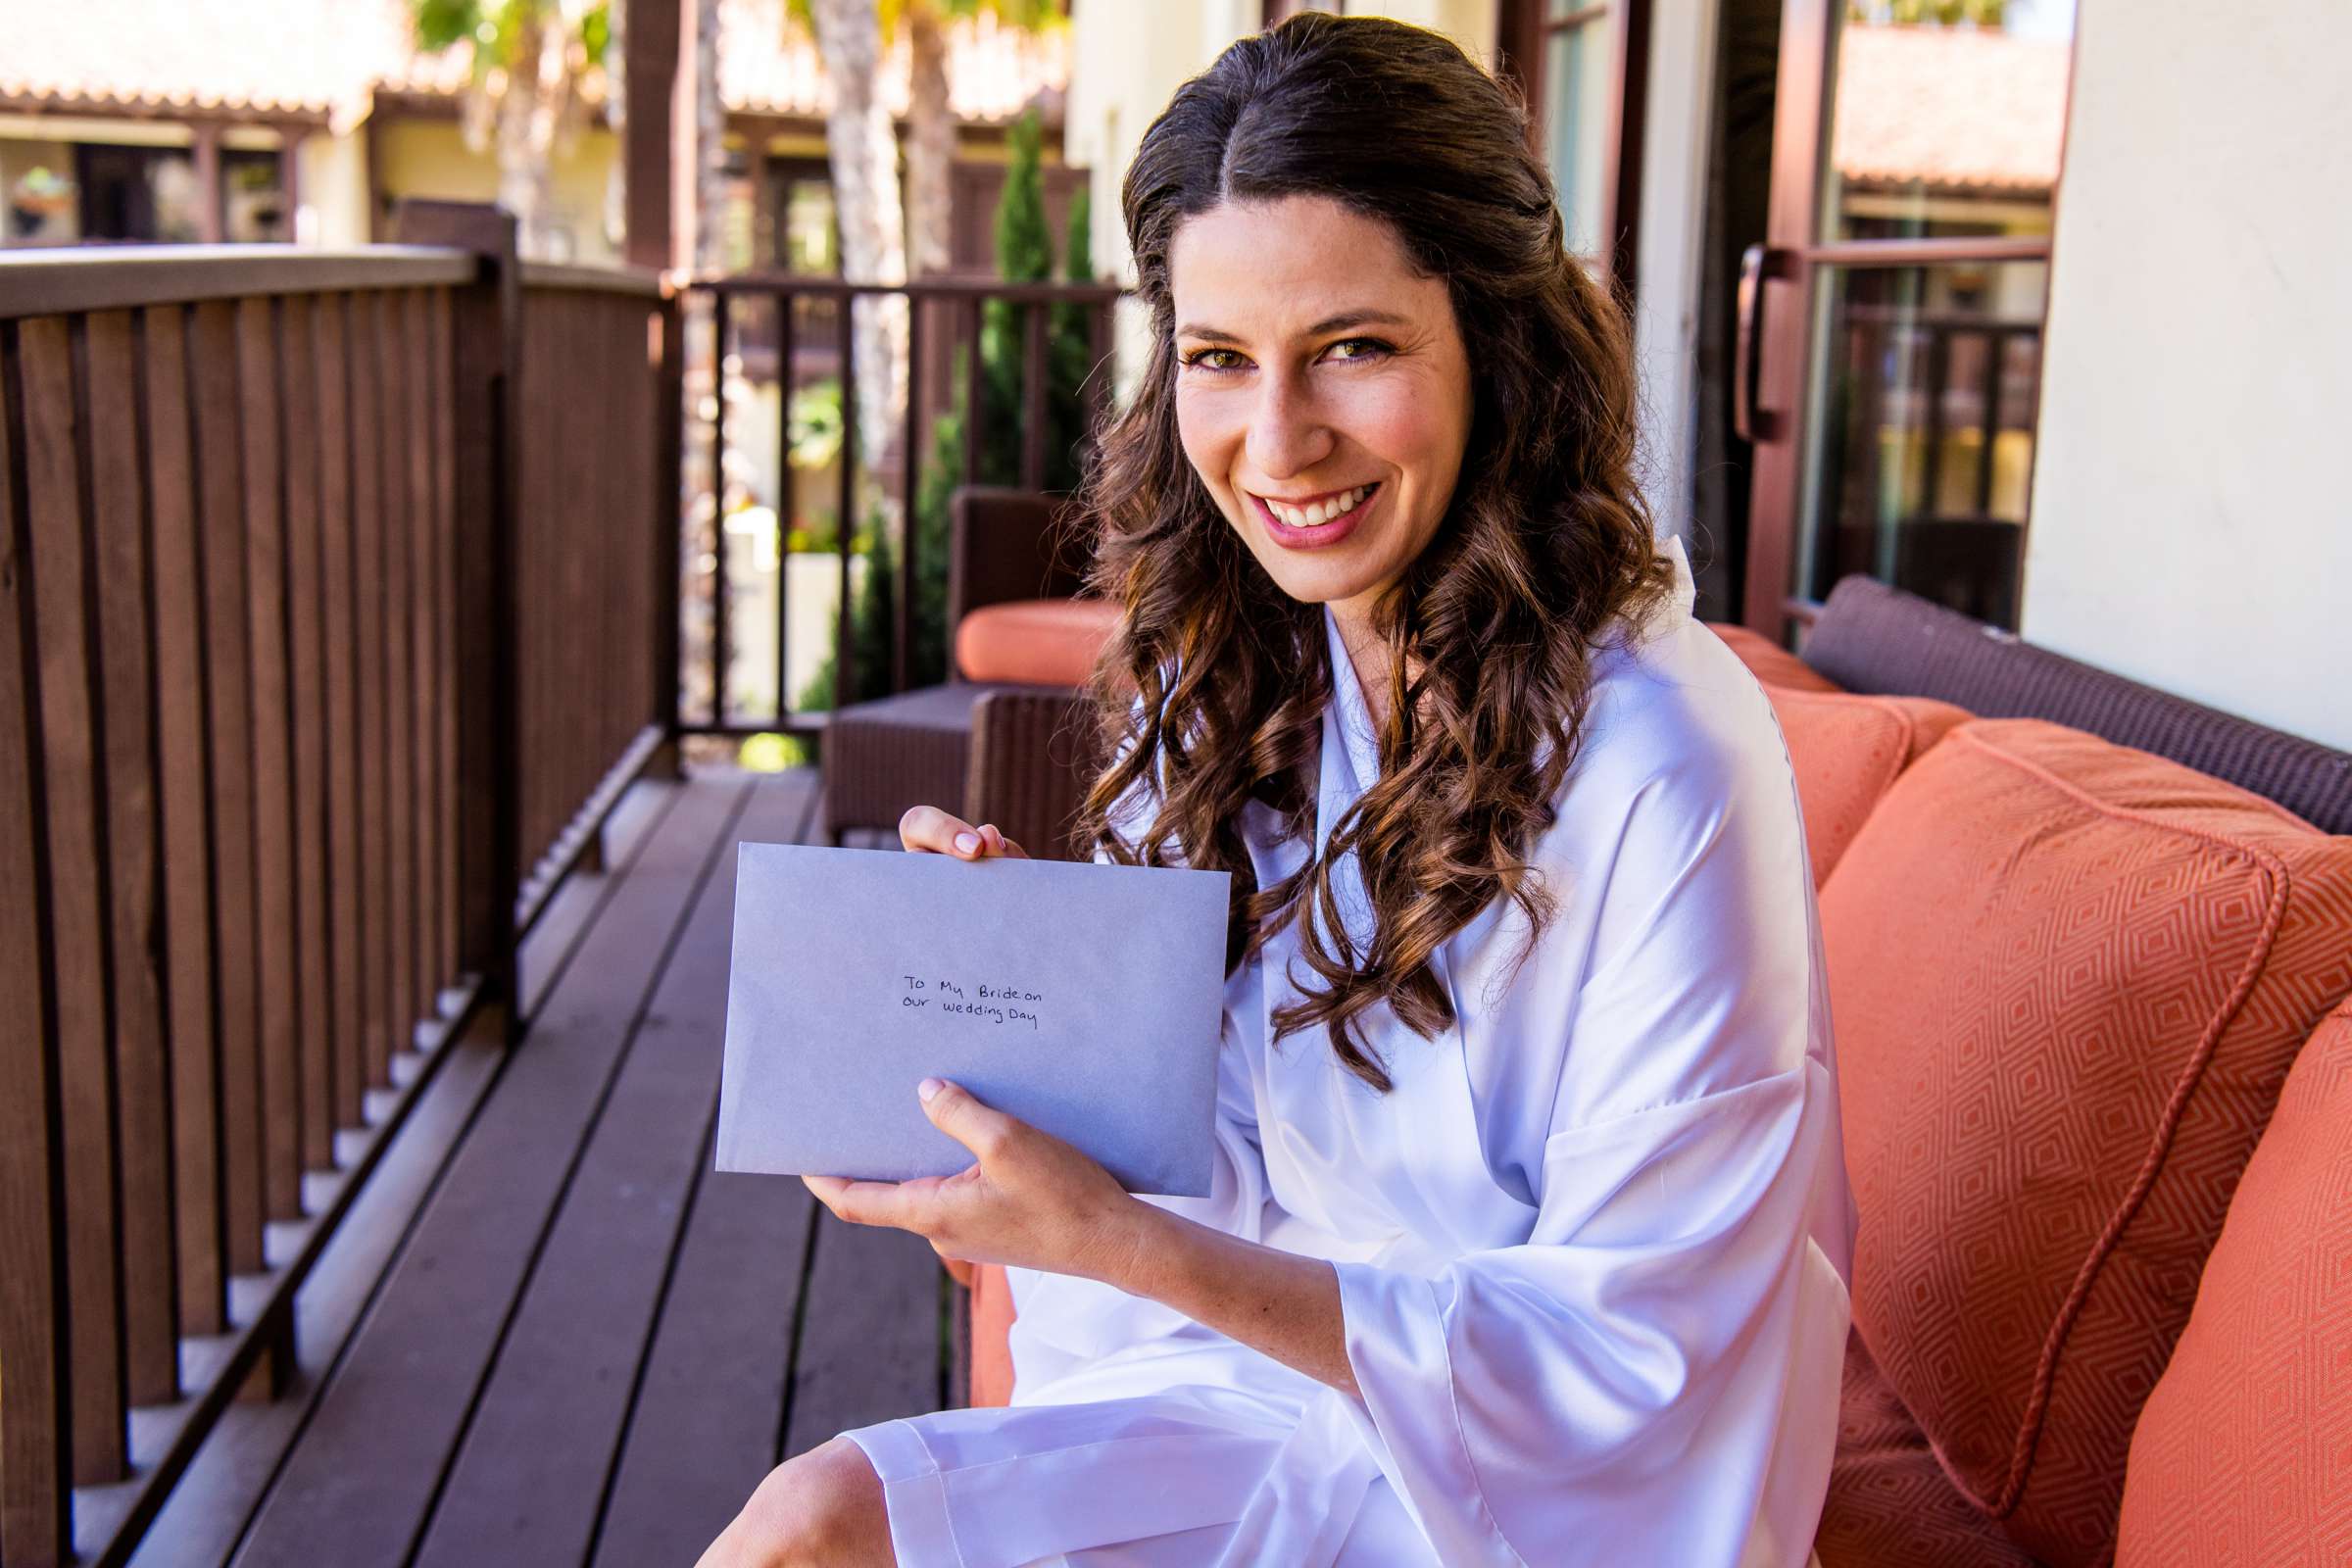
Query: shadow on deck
132 769 951 1568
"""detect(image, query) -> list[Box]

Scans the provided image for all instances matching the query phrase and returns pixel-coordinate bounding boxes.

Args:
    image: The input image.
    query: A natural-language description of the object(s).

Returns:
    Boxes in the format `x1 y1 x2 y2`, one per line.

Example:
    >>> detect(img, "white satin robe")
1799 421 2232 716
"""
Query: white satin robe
845 539 1856 1567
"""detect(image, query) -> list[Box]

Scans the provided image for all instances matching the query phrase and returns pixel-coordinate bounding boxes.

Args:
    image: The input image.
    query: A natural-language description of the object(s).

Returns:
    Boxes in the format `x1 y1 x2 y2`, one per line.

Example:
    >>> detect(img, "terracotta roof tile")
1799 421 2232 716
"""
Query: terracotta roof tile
2 0 1067 129
1833 24 2071 194
0 0 412 127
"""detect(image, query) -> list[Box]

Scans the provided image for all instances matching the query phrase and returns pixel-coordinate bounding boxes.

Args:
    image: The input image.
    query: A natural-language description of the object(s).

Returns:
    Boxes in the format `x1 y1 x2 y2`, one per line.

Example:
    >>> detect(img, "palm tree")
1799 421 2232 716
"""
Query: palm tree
805 0 910 455
409 0 612 259
904 1 1068 278
788 0 1070 447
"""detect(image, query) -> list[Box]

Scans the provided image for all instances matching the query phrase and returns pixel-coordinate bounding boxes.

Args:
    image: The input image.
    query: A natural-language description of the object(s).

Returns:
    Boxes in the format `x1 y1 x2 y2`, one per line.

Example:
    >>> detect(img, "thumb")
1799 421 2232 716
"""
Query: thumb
918 1077 1012 1160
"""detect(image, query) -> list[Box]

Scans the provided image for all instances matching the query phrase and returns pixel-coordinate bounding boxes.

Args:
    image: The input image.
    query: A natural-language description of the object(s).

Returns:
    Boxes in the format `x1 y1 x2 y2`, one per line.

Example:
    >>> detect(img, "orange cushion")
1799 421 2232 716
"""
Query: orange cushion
1708 621 1843 693
967 1262 1016 1407
1765 687 1970 886
1816 1332 2035 1568
2117 1001 2352 1566
1820 720 2352 1567
955 598 1122 687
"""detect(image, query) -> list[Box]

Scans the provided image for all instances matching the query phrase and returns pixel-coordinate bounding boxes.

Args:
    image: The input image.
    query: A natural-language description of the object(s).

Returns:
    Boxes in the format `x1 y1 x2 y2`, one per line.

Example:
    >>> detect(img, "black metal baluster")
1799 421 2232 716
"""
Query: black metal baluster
774 287 795 724
836 292 857 709
710 289 730 724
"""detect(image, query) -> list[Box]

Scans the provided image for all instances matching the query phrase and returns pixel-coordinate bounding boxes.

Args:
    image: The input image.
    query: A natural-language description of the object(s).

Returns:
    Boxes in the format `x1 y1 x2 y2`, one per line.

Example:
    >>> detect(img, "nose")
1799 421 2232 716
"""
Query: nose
1244 366 1334 480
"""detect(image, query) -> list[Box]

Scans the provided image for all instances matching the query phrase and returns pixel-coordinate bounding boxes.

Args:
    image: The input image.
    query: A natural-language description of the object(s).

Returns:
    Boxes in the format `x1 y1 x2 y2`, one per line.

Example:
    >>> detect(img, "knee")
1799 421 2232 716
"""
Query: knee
701 1439 891 1568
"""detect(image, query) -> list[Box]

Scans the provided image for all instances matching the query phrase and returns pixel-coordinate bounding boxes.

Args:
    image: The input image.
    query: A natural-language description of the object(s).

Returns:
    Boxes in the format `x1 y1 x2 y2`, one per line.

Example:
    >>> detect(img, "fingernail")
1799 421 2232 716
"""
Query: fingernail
954 832 980 855
918 1077 945 1102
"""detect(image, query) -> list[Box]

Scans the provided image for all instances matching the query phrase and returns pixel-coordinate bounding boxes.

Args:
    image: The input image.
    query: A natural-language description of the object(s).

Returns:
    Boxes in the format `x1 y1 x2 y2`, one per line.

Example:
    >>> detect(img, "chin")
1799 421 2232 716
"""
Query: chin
1250 553 1380 610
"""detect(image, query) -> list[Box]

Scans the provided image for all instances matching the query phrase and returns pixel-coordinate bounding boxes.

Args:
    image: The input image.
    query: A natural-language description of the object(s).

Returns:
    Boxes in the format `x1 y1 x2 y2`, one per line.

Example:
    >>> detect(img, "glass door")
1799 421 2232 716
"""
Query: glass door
1739 0 2075 640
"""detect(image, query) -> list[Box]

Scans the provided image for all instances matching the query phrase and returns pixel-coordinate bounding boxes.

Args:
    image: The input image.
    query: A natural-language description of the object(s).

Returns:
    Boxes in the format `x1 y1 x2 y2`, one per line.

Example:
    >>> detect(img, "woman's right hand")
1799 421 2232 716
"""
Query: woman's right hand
898 805 1029 861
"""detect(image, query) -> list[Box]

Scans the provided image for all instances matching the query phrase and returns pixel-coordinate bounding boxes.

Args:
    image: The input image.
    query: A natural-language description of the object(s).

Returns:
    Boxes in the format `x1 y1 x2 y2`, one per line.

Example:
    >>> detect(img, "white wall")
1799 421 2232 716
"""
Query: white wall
2021 0 2352 750
1628 0 1720 550
297 127 372 247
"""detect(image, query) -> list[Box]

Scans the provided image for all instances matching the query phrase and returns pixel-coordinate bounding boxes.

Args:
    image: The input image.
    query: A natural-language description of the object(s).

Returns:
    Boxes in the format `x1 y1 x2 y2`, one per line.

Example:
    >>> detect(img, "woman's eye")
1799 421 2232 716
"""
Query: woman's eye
1181 347 1248 373
1324 336 1394 364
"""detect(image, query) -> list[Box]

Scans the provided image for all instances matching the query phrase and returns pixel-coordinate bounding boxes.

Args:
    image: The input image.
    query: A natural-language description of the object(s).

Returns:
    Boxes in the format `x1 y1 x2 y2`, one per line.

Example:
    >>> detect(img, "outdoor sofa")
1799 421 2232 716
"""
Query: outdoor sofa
944 573 2352 1568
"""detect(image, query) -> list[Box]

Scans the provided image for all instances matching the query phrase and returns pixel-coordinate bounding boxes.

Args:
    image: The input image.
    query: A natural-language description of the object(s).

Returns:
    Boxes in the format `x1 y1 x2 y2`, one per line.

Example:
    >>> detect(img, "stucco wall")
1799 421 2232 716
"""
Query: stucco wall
2020 0 2351 749
373 117 621 263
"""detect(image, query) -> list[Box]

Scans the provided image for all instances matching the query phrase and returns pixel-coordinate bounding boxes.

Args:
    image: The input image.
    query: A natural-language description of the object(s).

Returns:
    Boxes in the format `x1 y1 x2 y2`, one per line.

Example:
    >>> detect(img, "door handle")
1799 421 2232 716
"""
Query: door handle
1736 244 1792 444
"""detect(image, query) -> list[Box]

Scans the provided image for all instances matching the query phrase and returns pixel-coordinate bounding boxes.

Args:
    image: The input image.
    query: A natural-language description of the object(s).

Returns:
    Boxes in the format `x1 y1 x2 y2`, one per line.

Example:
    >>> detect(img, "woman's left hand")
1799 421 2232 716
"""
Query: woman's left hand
803 1079 1147 1282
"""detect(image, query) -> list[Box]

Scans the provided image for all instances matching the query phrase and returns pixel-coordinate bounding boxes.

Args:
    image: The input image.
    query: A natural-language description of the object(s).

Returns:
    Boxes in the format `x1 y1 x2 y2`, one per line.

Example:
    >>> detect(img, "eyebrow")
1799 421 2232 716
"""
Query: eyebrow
1175 309 1414 344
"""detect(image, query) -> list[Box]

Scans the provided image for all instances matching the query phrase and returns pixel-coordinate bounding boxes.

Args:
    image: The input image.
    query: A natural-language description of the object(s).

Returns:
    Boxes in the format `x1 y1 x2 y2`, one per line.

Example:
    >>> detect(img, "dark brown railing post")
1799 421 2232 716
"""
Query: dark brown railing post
395 201 522 1044
0 314 74 1568
651 286 685 775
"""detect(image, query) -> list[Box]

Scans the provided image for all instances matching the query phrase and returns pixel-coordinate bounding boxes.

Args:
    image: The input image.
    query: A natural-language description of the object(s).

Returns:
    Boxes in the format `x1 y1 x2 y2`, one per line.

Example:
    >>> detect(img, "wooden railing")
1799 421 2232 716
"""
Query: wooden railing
0 212 680 1567
681 273 1124 733
510 263 682 932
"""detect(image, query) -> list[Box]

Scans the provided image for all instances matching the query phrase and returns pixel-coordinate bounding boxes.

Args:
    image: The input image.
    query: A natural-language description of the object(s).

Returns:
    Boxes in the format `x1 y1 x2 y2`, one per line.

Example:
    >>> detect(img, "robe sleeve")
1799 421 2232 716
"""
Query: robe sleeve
1329 742 1849 1567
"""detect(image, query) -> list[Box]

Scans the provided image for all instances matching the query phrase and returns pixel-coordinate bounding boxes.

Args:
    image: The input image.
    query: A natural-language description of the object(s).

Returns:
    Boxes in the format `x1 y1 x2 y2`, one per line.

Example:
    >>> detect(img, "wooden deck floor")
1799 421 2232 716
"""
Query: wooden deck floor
124 768 950 1568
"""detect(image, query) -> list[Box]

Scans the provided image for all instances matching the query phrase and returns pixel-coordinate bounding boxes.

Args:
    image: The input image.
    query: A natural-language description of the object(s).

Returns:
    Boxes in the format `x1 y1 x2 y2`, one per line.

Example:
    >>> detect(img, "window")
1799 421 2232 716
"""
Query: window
1501 0 1646 282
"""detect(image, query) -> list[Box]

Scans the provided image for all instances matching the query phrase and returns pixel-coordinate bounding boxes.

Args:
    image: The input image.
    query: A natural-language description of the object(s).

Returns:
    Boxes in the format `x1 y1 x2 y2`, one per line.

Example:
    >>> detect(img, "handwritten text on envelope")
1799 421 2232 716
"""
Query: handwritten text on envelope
716 842 1232 1198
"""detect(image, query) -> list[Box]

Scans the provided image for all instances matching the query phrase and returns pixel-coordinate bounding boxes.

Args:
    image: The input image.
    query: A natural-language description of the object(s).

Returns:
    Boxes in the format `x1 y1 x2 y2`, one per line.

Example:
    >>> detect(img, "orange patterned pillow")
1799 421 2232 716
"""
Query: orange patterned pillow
1764 687 1969 885
1821 720 2352 1567
2117 1001 2352 1567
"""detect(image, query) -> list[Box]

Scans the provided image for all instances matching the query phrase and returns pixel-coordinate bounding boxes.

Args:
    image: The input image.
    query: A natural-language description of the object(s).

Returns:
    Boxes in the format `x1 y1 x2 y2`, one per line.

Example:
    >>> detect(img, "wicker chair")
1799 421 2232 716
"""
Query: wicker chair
821 487 1107 859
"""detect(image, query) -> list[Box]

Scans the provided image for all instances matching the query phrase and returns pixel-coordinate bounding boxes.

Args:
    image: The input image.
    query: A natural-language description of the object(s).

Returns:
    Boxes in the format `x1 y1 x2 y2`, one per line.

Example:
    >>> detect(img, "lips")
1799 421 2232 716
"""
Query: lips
1249 481 1380 550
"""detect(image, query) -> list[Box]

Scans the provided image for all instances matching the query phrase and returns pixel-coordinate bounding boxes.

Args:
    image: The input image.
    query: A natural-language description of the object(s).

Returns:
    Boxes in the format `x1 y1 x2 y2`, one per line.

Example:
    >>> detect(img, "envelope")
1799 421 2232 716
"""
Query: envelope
715 841 1232 1198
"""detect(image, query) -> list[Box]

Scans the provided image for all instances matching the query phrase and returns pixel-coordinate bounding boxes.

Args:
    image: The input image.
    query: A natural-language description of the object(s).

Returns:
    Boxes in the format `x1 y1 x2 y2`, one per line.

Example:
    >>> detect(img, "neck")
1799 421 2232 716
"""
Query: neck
1328 596 1396 731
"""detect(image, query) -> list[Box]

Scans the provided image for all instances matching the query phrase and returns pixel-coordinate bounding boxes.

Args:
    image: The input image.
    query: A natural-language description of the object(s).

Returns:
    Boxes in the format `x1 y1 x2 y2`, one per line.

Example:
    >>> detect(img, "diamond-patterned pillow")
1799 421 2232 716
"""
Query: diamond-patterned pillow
2116 1001 2352 1567
1820 719 2352 1567
1769 687 1970 886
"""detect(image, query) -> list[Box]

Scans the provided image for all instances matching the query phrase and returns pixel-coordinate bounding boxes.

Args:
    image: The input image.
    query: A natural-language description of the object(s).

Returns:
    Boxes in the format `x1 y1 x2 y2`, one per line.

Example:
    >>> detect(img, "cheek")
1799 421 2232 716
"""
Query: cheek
1346 379 1455 471
1174 389 1251 522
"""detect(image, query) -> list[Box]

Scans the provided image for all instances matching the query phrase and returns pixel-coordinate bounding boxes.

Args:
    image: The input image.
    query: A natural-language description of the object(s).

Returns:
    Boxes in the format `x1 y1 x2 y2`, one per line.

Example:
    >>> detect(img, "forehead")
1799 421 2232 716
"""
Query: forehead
1168 195 1442 336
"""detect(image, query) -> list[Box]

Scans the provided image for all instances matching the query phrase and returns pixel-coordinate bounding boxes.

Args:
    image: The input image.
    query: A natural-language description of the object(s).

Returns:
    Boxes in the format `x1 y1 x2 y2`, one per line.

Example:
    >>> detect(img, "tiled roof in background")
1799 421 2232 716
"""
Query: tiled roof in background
2 0 1070 130
0 0 412 127
1833 24 2072 194
712 0 1069 122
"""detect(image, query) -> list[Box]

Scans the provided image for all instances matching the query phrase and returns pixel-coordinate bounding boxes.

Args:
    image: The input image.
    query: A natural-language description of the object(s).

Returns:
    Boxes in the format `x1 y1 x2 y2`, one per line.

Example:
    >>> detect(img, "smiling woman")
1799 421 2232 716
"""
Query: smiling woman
700 13 1853 1568
1170 202 1471 655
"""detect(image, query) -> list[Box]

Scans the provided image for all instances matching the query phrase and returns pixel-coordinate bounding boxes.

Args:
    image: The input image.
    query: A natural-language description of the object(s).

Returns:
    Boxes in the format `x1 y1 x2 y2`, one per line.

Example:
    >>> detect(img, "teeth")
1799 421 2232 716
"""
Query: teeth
1267 484 1369 527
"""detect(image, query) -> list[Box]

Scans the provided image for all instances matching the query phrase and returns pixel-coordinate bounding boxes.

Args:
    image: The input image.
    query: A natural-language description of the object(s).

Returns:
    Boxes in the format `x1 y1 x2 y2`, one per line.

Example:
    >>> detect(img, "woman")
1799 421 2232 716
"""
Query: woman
704 13 1852 1565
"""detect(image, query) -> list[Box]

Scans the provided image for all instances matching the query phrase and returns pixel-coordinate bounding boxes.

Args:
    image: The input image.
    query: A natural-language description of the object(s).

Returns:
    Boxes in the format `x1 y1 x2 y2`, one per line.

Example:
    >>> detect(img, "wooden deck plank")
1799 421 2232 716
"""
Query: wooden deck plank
588 1172 818 1568
514 778 674 1021
120 1028 507 1568
414 772 819 1568
228 775 753 1568
588 778 842 1568
122 777 688 1568
782 1216 948 1461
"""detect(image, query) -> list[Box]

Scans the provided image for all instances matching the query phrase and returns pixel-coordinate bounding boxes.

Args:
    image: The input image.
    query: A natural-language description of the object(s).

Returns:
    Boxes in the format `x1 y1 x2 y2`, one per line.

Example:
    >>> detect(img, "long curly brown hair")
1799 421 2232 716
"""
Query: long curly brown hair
1074 12 1674 1092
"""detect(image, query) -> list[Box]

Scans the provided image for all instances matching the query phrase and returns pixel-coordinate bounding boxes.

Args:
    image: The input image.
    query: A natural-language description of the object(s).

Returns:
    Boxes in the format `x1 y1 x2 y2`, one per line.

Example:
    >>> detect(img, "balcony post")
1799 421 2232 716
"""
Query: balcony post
394 200 522 1043
651 288 685 773
0 362 73 1568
